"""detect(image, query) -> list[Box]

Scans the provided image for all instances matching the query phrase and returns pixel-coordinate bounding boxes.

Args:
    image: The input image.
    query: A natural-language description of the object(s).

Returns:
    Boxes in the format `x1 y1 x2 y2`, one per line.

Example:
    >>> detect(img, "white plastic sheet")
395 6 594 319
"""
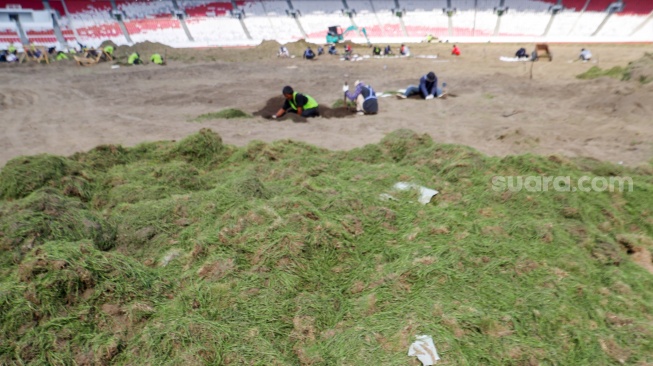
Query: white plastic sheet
393 182 439 205
408 335 440 365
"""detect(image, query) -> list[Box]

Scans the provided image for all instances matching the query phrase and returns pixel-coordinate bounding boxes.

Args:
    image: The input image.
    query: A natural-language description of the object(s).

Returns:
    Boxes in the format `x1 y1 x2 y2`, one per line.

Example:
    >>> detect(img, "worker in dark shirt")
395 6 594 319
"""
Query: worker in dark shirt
303 47 316 60
272 86 319 119
397 71 443 99
344 80 378 115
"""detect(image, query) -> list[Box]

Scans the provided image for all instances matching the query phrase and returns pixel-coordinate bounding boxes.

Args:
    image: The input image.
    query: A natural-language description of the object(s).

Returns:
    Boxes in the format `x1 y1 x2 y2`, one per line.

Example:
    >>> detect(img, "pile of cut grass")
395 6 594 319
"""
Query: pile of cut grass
577 65 628 80
192 108 251 122
1 128 652 365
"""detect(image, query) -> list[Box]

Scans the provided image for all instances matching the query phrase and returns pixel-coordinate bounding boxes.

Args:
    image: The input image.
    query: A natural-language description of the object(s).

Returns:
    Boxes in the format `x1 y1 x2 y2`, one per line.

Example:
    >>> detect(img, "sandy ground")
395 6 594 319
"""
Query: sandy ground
1 42 652 167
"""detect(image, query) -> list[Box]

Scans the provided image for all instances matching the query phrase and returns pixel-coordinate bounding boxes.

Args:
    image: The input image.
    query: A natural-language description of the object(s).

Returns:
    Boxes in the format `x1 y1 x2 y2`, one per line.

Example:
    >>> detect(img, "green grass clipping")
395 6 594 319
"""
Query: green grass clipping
192 108 251 122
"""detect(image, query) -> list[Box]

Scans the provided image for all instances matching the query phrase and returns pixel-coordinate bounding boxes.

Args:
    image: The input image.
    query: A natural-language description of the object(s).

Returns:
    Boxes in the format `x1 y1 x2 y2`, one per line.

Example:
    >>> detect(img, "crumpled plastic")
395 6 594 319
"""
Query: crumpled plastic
408 335 440 365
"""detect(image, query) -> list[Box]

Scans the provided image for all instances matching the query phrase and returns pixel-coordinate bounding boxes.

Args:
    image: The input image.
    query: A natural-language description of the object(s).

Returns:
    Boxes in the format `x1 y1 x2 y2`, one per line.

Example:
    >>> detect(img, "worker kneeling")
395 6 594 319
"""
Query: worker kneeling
150 53 164 65
128 52 142 65
272 86 319 119
344 80 378 116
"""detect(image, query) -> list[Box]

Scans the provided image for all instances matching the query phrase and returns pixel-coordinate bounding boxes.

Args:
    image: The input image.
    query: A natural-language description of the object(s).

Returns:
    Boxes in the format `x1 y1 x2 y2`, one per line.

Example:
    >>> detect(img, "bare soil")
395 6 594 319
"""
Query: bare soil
1 42 652 167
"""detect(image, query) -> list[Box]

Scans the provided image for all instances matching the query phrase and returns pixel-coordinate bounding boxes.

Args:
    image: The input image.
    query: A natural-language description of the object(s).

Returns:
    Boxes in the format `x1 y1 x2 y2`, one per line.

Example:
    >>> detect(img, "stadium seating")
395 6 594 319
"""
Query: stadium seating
257 0 288 16
402 0 448 12
185 17 250 44
116 0 175 19
546 11 581 36
292 0 341 15
505 0 552 12
594 13 647 37
0 27 21 44
180 1 233 17
584 0 615 12
47 0 67 16
402 9 449 37
25 28 58 44
571 11 605 35
621 0 653 15
499 11 550 35
63 0 112 15
0 0 651 47
0 0 44 10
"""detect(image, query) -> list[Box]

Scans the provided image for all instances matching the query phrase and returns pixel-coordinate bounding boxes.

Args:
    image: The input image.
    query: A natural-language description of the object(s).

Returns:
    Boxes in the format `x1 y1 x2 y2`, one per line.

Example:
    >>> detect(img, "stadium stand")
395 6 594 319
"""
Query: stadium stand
0 0 44 10
185 17 249 44
292 0 341 15
63 0 112 16
402 7 449 38
475 0 500 12
116 0 175 19
258 0 288 16
584 0 616 12
0 27 21 44
180 1 233 17
47 0 67 16
505 0 552 12
25 28 58 44
402 0 448 12
571 11 605 36
546 11 582 36
60 26 76 41
240 0 266 16
621 0 653 15
499 11 550 36
594 13 647 37
124 18 188 44
1 0 651 46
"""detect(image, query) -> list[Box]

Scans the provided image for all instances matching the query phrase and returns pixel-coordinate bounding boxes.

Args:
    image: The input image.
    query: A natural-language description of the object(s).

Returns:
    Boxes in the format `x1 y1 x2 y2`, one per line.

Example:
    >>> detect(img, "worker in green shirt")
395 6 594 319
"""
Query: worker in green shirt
56 51 69 61
104 45 114 57
150 53 164 65
8 43 16 55
128 52 142 65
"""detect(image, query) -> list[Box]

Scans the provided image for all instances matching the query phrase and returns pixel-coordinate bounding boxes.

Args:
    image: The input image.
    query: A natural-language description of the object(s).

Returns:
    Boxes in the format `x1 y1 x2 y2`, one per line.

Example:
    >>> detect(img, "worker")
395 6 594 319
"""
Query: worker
400 44 410 56
55 51 69 61
128 52 142 65
150 53 164 65
425 34 434 43
104 45 114 57
451 44 461 56
317 46 324 56
8 43 16 55
344 44 352 55
303 46 316 60
515 47 528 59
271 85 319 119
278 46 290 58
579 48 592 62
328 44 337 55
343 80 378 116
372 45 381 56
397 71 443 100
384 45 393 56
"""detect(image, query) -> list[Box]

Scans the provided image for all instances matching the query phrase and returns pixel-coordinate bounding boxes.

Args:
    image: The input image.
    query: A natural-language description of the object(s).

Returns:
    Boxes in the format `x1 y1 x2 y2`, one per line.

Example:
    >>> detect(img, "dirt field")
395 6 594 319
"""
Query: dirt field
1 42 652 167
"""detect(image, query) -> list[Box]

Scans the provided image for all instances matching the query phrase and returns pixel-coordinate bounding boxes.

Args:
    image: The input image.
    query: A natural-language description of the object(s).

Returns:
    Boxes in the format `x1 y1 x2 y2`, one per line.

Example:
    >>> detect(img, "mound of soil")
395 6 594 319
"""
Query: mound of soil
252 40 283 54
253 96 355 122
628 52 653 84
113 41 173 57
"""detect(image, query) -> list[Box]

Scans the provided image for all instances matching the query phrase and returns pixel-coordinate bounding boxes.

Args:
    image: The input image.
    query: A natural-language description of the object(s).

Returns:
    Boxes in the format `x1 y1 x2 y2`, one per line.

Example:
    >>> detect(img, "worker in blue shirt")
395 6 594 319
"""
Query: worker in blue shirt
397 71 443 100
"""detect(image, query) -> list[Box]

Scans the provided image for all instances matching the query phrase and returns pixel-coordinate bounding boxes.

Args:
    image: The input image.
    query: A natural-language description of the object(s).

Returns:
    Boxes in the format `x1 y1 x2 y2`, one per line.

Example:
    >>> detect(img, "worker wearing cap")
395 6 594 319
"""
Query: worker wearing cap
272 86 319 119
344 80 378 115
397 71 443 100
